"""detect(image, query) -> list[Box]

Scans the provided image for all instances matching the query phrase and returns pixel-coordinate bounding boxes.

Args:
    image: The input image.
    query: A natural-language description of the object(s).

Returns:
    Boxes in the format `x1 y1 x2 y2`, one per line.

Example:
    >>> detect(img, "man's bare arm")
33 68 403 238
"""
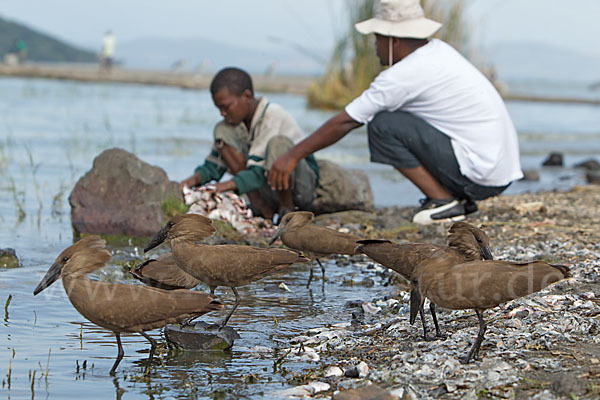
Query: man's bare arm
268 111 362 191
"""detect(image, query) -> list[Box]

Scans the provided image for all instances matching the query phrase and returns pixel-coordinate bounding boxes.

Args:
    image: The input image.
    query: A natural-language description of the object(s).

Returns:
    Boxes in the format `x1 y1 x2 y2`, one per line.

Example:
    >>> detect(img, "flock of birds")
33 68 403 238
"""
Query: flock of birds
33 211 570 376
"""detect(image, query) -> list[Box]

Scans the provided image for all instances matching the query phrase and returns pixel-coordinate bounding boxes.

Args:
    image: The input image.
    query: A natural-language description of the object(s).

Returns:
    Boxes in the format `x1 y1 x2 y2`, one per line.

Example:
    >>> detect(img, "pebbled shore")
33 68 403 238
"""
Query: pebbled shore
276 185 600 399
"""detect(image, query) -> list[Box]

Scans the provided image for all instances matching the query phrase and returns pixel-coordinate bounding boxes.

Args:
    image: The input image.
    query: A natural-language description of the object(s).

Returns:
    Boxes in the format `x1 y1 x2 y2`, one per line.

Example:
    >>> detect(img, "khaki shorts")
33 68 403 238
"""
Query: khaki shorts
212 123 316 211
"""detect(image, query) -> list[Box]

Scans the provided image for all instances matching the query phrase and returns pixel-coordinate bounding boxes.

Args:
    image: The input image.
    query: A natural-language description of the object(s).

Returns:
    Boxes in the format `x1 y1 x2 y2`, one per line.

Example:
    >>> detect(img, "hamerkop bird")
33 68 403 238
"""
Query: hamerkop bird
33 236 223 375
356 221 493 339
269 211 361 287
130 253 201 290
414 254 570 363
144 213 307 328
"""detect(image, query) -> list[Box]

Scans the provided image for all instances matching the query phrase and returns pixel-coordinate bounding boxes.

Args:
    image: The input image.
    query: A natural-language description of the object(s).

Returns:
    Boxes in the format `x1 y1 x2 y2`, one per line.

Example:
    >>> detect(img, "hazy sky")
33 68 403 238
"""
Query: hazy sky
1 0 599 59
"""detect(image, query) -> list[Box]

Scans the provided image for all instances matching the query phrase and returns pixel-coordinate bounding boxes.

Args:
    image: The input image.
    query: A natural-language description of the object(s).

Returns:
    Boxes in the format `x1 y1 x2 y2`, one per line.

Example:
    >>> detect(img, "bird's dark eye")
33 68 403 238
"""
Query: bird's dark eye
476 237 482 243
412 278 418 284
62 256 69 262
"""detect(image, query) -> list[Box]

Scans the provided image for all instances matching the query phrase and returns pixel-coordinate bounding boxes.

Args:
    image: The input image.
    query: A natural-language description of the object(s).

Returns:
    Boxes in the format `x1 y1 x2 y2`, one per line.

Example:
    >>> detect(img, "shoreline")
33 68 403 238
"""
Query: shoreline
2 63 600 105
0 63 316 95
277 185 600 399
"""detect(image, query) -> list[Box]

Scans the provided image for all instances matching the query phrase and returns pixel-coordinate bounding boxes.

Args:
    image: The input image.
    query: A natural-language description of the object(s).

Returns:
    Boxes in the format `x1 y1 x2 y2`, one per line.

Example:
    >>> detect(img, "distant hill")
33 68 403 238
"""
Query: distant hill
0 16 97 63
118 36 326 75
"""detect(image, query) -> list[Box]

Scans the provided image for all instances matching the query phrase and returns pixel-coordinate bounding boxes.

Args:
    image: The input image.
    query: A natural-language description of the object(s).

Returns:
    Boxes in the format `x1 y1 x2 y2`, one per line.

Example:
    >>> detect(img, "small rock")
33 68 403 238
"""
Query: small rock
360 278 375 287
333 384 396 400
445 383 457 393
289 335 310 344
542 152 563 167
263 282 292 292
514 201 546 215
530 390 559 400
247 346 272 354
505 318 523 329
0 248 19 268
306 381 330 394
325 366 344 377
586 170 600 184
520 169 540 181
361 302 381 314
164 321 240 351
550 374 586 396
277 385 311 397
345 300 364 308
286 346 320 362
344 361 369 378
574 158 600 170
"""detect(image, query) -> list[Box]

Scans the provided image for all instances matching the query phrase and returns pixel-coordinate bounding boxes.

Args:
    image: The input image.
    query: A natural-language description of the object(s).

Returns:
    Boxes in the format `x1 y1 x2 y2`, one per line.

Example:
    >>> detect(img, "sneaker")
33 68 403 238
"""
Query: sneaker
412 198 466 225
273 207 295 226
463 199 478 215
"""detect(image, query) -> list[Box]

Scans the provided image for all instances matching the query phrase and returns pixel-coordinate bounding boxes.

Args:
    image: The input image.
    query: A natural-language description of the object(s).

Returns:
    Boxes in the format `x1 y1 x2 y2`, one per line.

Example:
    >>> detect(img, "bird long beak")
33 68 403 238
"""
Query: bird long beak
269 226 282 246
33 262 62 295
144 224 170 252
409 286 421 325
481 245 493 260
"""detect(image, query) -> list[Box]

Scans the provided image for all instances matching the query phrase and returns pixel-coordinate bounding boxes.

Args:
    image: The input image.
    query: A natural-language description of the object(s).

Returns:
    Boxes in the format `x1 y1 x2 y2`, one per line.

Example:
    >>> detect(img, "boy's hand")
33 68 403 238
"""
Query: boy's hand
179 173 202 191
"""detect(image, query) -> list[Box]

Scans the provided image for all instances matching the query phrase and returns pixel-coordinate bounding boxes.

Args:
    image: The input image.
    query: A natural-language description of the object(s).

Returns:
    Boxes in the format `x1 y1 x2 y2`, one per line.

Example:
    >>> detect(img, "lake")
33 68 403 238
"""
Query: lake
0 76 599 399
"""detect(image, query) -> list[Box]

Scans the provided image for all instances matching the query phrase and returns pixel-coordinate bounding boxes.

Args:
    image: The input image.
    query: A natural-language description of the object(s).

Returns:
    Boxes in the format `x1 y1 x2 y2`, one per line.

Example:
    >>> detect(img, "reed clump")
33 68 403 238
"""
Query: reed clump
307 0 470 110
160 195 189 219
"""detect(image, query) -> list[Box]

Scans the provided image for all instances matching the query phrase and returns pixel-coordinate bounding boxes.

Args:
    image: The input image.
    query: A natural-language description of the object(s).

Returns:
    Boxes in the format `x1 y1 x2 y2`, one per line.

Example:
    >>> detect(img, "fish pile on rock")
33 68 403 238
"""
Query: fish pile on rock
183 185 276 237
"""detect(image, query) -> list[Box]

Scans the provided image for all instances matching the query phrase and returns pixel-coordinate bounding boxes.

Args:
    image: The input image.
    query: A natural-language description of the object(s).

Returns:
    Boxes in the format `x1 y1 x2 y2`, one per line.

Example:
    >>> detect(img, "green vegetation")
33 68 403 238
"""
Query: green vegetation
0 16 97 63
307 0 470 110
160 195 189 219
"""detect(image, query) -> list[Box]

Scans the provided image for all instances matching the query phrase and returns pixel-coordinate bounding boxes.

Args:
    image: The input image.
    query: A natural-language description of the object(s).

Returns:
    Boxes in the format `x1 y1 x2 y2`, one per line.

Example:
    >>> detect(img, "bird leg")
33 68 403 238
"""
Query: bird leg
306 260 314 288
418 304 430 340
316 258 326 284
409 286 430 340
430 303 446 339
459 310 487 364
219 287 240 329
409 284 426 336
139 331 157 376
110 333 125 376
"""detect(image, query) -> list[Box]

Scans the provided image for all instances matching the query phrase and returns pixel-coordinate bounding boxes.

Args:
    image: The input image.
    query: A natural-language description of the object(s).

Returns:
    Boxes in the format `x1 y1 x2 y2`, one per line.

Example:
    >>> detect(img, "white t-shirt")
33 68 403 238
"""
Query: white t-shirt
345 39 523 187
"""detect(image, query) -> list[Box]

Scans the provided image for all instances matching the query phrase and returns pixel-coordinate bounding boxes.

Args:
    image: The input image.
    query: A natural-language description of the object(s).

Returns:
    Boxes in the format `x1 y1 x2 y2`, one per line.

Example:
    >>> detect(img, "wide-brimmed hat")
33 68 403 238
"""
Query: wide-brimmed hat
355 0 441 39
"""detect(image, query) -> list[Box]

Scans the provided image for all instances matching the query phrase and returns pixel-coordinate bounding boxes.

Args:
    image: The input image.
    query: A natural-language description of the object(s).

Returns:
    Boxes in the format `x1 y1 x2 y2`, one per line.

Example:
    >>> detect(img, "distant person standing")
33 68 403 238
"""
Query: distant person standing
16 39 28 63
101 30 116 70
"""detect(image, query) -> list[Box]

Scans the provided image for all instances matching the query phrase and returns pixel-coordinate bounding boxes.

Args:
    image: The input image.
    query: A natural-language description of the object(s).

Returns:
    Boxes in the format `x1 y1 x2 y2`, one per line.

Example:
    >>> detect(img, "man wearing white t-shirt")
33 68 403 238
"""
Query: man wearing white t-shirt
268 0 523 224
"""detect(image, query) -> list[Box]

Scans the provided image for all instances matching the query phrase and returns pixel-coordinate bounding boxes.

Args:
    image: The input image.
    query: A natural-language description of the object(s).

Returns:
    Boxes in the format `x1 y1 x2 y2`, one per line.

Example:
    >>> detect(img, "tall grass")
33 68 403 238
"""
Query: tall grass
307 0 470 110
8 177 26 223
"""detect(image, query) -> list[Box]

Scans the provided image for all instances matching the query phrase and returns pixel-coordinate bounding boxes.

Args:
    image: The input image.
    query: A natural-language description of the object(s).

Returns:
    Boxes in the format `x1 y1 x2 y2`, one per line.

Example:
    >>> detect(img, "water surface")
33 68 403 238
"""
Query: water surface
1 77 598 398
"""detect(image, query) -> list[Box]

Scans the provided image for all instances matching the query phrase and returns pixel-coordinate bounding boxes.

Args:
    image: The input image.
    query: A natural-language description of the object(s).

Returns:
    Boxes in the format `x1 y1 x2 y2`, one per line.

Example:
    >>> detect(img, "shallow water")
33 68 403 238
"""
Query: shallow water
0 76 599 398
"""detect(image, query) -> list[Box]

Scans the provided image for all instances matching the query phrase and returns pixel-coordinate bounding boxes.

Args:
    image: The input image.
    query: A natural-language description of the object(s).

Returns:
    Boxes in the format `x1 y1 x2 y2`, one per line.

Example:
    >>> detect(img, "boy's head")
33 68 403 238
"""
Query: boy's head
210 67 255 126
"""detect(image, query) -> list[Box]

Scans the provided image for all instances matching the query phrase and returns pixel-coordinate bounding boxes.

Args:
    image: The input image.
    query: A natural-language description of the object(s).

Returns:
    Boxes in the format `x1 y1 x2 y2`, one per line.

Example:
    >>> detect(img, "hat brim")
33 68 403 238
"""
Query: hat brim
355 17 441 39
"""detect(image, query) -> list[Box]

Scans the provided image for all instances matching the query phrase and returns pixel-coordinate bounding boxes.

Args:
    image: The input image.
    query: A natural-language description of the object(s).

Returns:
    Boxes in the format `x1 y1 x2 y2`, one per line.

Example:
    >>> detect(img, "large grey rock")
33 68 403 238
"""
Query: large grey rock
69 148 181 238
312 159 374 214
